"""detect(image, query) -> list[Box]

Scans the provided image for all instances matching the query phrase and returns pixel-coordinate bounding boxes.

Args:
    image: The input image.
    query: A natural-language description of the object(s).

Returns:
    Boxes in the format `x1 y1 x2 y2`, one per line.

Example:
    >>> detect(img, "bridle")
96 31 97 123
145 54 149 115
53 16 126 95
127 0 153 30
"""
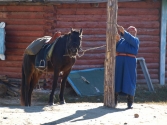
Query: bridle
64 33 81 58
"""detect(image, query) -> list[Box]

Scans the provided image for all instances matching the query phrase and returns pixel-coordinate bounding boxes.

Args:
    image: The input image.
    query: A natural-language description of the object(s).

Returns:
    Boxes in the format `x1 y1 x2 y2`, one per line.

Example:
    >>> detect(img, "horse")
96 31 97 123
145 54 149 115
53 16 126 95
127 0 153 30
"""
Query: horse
21 28 83 106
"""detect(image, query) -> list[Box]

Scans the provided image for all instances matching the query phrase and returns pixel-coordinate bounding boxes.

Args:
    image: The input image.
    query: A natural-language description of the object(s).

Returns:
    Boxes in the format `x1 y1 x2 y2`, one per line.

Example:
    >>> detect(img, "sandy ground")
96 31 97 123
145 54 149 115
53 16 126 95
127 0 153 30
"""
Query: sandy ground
0 102 167 125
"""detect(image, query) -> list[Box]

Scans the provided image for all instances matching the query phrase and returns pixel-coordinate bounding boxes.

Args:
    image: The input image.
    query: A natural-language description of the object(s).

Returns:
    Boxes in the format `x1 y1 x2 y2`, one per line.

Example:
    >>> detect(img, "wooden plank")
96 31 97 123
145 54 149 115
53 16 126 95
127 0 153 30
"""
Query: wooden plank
6 31 45 37
55 3 106 9
56 3 106 8
56 8 106 15
47 0 108 3
118 8 159 15
137 63 159 69
0 12 46 19
6 25 47 31
6 43 28 49
138 48 160 53
0 61 22 67
138 58 159 63
56 15 106 21
160 0 167 85
137 79 159 84
6 36 40 43
137 69 159 74
137 74 158 79
137 53 159 58
0 67 21 72
137 29 160 35
118 15 159 22
118 1 160 8
0 72 21 78
119 21 160 28
139 42 159 47
138 35 159 41
5 55 23 61
0 19 49 25
5 50 25 55
0 6 46 12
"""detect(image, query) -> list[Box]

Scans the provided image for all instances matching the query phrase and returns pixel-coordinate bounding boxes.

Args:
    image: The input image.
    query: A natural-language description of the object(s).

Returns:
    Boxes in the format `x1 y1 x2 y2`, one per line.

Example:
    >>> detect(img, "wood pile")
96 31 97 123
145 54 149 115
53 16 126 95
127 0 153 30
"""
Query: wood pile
0 75 21 97
0 75 48 97
0 73 70 97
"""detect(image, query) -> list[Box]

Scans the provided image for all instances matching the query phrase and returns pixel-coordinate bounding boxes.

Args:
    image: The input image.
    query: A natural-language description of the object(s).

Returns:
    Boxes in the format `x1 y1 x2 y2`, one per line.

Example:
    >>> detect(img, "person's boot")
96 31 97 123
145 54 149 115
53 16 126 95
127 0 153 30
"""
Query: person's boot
127 95 134 109
115 93 119 107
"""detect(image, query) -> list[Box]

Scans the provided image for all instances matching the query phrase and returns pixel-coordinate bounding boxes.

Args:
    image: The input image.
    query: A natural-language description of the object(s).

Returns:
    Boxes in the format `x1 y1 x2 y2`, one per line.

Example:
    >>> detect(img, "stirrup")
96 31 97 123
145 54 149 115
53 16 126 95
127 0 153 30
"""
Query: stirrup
36 60 45 68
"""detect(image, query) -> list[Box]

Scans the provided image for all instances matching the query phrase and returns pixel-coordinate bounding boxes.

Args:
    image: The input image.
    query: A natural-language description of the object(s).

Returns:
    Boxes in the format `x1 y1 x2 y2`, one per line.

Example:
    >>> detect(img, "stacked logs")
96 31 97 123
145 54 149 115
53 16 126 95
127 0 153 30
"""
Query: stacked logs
0 75 48 97
0 74 68 97
0 75 20 97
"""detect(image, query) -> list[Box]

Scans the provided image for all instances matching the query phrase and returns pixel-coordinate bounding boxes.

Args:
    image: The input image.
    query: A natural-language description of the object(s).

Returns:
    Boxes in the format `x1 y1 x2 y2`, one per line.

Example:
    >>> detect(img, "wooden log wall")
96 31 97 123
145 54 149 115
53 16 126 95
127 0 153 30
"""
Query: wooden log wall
0 5 55 78
0 1 161 84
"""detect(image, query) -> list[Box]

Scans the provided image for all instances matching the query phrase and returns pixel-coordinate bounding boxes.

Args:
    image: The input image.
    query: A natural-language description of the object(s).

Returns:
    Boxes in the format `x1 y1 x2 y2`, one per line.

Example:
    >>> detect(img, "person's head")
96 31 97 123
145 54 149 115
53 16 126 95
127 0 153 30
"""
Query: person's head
127 26 137 37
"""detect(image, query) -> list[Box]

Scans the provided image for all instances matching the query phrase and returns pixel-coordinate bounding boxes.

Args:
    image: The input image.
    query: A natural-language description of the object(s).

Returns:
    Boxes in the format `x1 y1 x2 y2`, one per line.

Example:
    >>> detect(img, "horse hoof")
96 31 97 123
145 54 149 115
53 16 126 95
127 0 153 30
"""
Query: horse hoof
60 101 66 104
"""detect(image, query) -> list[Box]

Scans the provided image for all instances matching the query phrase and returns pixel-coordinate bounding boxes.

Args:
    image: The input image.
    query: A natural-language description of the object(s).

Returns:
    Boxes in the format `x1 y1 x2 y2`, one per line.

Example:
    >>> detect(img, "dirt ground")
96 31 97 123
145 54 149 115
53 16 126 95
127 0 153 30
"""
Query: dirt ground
0 93 167 125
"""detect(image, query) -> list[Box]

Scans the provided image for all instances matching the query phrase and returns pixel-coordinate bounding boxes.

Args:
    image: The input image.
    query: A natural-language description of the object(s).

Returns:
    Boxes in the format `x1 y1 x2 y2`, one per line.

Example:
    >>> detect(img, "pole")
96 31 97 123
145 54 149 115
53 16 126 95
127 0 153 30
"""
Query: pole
104 0 118 107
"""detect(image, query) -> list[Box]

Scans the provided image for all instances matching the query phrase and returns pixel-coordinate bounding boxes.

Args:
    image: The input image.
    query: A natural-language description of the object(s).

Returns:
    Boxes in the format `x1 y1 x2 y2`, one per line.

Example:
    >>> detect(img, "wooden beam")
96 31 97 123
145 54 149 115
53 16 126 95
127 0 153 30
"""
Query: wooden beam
0 0 143 3
160 0 167 85
104 0 117 108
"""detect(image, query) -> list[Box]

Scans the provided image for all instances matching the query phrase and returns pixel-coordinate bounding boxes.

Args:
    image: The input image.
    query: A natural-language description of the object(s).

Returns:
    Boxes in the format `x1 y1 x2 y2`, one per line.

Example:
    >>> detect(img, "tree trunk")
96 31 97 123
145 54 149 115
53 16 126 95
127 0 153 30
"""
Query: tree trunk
104 0 118 107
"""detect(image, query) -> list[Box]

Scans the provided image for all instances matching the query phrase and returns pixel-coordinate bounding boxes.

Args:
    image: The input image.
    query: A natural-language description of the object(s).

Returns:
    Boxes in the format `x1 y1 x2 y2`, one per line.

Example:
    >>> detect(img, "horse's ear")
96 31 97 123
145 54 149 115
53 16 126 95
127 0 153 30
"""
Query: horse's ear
80 28 83 35
71 28 73 32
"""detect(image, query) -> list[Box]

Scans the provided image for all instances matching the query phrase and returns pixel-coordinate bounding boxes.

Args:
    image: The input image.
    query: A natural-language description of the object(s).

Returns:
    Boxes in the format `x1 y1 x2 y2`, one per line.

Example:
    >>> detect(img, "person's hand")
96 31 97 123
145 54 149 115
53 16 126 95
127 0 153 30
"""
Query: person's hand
115 33 120 42
117 24 125 34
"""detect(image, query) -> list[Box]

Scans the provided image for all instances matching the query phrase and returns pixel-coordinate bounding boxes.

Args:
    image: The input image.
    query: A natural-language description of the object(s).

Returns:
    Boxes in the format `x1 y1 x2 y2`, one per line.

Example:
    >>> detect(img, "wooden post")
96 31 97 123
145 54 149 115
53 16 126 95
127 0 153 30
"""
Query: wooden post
104 0 118 107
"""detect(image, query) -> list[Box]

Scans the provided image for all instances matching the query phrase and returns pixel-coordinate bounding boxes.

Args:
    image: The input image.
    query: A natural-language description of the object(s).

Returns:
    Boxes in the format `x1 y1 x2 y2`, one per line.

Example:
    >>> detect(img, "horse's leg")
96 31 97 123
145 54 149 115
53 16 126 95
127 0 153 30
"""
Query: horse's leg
48 68 60 105
28 72 41 106
59 68 71 104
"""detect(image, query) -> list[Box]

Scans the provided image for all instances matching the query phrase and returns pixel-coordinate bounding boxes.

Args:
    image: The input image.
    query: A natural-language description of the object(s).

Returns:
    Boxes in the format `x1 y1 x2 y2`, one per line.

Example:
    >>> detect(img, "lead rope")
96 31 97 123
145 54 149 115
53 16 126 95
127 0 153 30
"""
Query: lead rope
77 45 106 57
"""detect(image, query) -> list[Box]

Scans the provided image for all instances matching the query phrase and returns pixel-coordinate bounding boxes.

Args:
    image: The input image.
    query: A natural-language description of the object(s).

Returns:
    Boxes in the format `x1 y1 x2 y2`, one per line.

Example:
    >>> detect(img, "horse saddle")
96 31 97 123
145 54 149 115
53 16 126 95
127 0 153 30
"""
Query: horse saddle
25 36 52 55
35 37 60 70
35 43 52 70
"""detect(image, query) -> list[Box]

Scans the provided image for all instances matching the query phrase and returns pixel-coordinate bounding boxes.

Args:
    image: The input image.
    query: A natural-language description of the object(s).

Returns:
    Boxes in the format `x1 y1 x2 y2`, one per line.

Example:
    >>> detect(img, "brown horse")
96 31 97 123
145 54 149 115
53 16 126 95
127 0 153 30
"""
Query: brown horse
21 28 83 106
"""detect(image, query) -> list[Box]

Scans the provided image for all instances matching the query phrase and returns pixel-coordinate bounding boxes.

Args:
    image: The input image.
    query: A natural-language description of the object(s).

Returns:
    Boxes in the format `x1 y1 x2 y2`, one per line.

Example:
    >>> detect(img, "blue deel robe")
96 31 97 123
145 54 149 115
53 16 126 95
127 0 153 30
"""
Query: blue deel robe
115 31 140 96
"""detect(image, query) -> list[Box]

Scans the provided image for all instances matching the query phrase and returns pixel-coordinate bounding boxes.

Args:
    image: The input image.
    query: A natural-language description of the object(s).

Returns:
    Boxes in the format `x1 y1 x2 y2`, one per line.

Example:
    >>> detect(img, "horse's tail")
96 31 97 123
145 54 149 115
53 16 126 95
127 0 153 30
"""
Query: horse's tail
20 64 25 106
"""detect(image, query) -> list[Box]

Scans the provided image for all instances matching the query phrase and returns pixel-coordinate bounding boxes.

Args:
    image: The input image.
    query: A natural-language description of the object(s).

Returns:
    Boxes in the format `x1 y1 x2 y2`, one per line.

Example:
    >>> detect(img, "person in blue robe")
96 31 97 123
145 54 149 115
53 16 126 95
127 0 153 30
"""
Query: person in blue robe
115 25 140 109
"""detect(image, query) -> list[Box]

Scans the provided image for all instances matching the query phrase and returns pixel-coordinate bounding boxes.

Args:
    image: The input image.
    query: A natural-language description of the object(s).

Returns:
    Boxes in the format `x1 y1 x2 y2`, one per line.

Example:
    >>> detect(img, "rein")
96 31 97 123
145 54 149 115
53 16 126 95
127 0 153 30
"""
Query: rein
77 45 106 57
63 32 106 58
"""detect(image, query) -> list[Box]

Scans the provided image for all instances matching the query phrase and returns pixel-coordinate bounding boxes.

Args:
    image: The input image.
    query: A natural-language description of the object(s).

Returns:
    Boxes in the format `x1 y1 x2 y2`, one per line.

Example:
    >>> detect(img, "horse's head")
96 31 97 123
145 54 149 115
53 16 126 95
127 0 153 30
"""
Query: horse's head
66 28 83 58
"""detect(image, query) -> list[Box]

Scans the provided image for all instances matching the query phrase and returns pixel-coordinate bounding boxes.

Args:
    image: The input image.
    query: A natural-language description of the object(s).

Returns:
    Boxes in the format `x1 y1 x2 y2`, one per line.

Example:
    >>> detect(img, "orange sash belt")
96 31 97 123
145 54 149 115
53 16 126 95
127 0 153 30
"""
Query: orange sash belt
116 52 136 58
